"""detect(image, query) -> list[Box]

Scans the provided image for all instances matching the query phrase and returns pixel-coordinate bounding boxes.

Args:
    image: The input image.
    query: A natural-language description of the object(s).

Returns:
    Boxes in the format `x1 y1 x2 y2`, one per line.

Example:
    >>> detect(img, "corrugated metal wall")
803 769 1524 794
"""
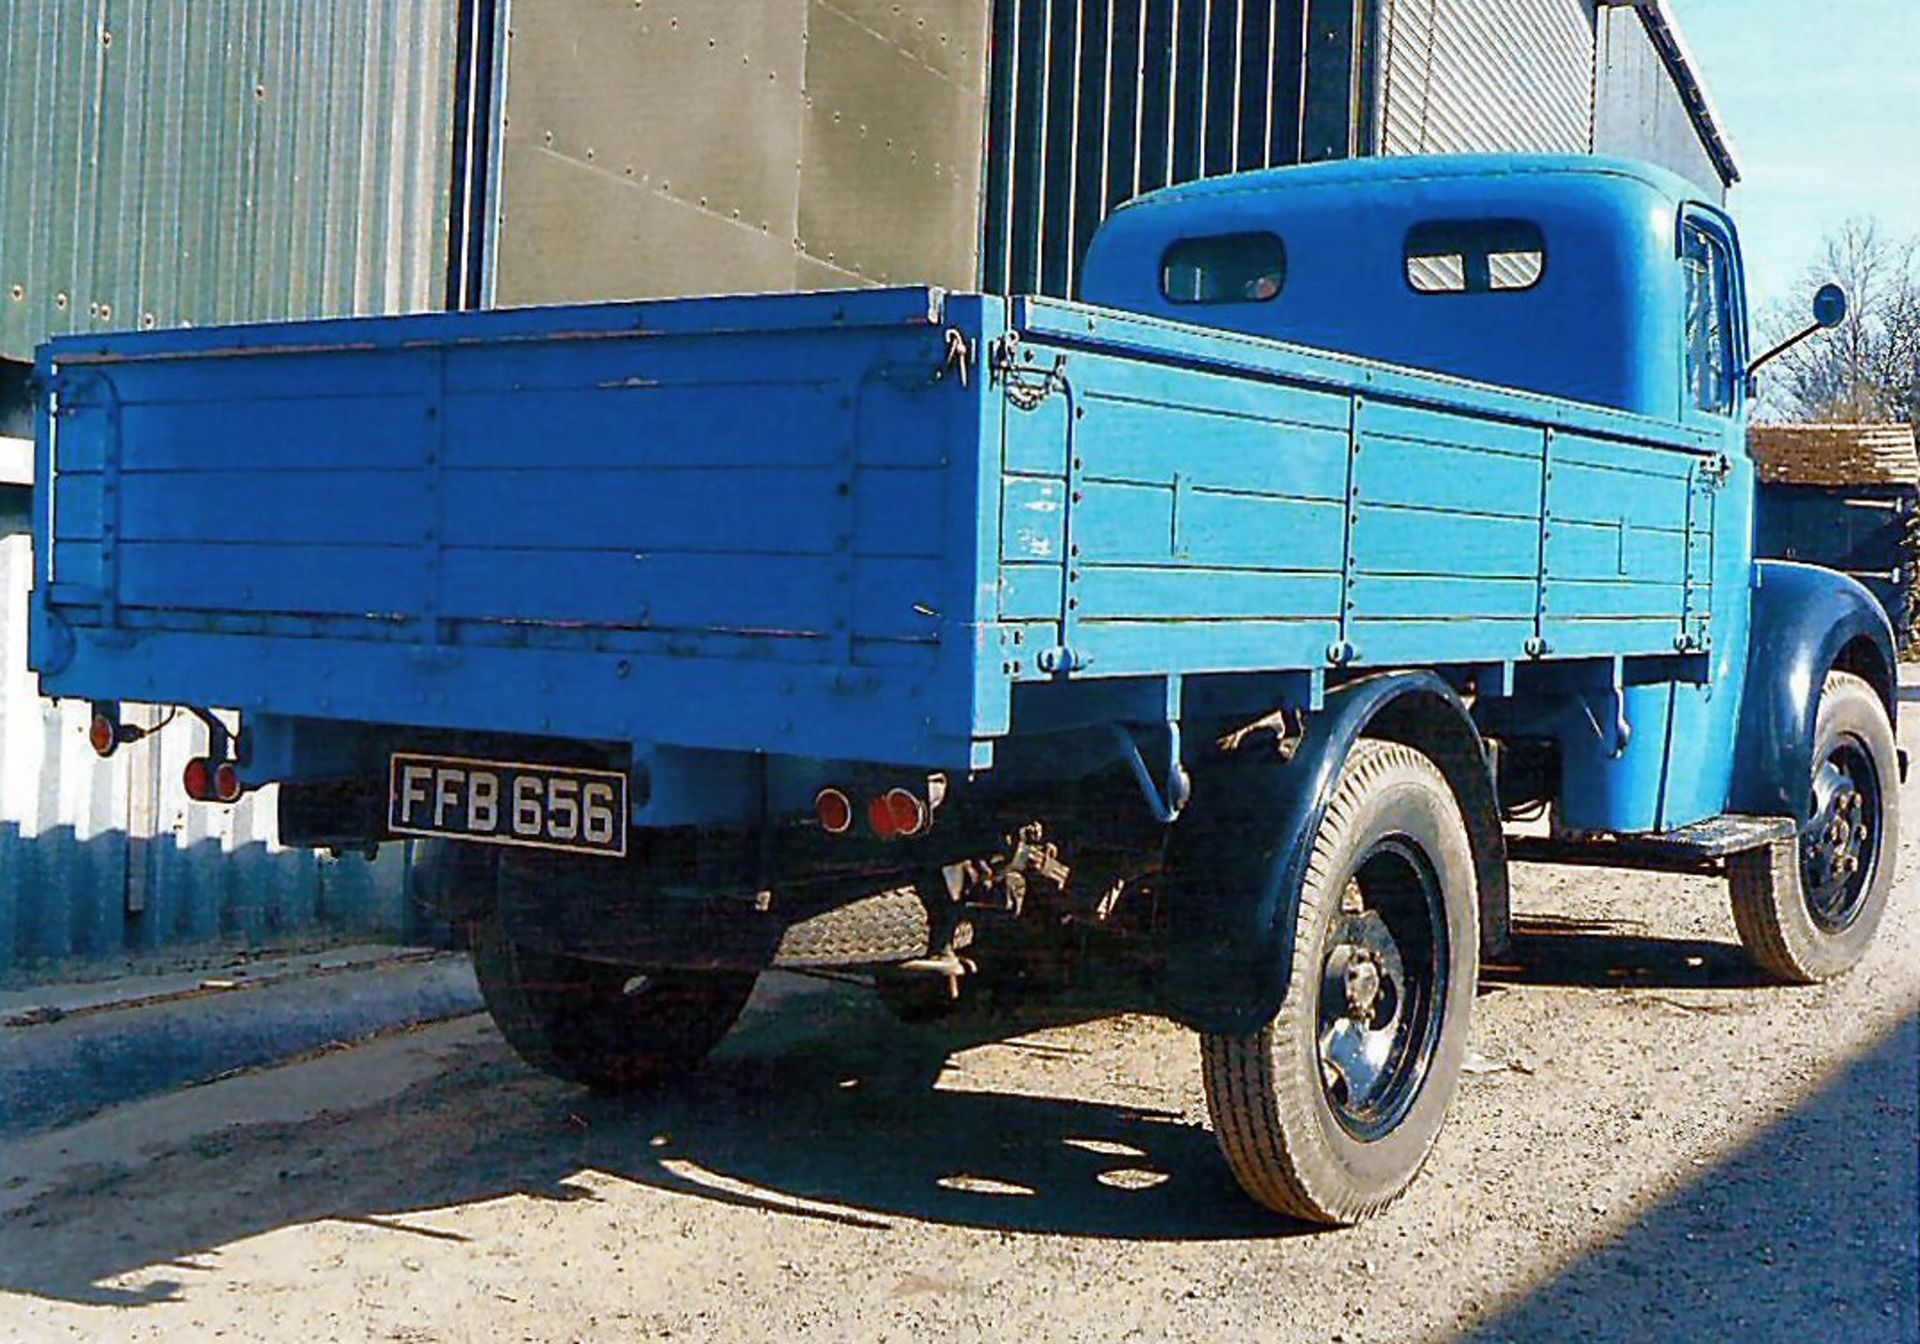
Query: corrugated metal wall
1593 4 1723 199
1377 0 1596 157
0 539 414 980
489 0 991 306
0 0 461 363
982 0 1376 301
0 0 456 972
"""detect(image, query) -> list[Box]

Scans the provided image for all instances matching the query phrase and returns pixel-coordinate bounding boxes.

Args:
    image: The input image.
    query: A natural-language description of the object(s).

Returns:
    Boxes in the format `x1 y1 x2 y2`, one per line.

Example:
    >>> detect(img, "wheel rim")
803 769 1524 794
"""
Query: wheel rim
1801 734 1883 934
1315 837 1449 1142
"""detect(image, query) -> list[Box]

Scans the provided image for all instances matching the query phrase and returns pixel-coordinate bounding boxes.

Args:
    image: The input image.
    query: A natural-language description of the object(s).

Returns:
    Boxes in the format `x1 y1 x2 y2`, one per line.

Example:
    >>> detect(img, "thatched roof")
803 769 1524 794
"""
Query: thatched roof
1747 423 1920 489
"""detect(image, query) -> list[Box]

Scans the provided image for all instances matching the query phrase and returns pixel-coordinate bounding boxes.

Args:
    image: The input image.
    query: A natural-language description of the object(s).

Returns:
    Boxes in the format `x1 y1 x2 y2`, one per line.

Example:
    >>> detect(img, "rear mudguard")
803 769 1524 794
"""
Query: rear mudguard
1730 560 1900 821
1159 672 1509 1037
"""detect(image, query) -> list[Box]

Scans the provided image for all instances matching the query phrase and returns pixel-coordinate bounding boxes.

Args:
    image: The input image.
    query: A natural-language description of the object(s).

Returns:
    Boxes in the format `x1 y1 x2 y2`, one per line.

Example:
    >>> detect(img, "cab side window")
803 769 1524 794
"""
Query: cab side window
1683 223 1735 415
1404 219 1546 294
1161 232 1287 305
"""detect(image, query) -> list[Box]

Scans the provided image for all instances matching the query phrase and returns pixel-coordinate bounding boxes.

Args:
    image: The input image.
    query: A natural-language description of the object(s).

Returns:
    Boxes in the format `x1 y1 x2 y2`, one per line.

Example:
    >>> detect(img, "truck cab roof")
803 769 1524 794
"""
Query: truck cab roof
1080 154 1744 424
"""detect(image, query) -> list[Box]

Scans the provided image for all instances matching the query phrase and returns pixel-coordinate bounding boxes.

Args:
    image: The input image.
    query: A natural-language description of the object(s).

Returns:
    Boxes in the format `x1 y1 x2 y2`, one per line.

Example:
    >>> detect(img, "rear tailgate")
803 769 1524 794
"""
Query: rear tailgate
33 289 1006 770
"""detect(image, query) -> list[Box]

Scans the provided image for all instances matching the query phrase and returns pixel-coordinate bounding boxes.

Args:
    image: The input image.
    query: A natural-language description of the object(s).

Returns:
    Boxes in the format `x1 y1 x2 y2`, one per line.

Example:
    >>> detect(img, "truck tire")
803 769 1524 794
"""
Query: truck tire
409 839 500 923
1730 671 1898 983
1200 740 1478 1225
470 910 756 1095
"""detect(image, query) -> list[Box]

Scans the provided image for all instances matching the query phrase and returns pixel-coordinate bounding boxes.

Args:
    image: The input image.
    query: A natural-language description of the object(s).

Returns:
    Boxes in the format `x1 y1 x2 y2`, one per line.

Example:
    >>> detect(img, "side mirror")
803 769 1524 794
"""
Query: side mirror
1749 283 1850 380
1812 282 1848 329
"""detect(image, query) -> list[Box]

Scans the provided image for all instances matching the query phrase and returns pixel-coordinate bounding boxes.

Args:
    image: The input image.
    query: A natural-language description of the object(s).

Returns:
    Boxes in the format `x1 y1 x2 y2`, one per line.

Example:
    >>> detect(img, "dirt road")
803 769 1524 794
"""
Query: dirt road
3 715 1916 1342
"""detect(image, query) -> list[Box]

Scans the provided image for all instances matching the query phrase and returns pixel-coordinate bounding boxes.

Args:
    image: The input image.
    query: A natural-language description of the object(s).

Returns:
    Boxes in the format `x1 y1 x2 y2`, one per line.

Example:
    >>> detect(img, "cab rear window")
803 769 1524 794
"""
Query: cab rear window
1161 232 1287 305
1405 219 1546 294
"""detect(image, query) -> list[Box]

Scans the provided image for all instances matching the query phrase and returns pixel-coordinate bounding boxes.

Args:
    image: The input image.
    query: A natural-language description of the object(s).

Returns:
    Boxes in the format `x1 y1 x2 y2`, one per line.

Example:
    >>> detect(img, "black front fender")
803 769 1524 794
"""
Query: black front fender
1159 672 1506 1037
1731 560 1899 821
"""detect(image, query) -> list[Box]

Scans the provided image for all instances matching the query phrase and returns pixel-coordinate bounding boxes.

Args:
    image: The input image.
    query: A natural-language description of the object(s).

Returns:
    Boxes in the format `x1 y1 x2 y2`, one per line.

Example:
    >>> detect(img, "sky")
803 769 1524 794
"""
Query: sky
1666 0 1920 315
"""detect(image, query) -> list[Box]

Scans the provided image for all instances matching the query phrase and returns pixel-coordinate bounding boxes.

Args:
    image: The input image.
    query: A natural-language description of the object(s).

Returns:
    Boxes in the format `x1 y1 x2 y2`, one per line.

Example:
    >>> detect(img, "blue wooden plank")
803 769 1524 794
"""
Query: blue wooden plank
1070 617 1335 678
1550 459 1691 530
1360 402 1545 458
51 541 103 590
1351 618 1536 665
1012 298 1721 454
116 542 420 616
1358 434 1543 519
55 396 432 472
1076 566 1343 621
1349 574 1536 620
1553 432 1700 478
853 469 949 559
1002 475 1067 561
117 471 429 546
50 471 102 541
1076 481 1347 567
60 353 430 408
48 620 982 771
1079 394 1350 500
443 383 844 469
1078 354 1356 434
855 375 980 470
441 467 848 553
1539 618 1688 659
850 557 951 642
1543 578 1687 621
999 562 1062 621
445 326 950 399
49 287 953 364
1352 507 1541 579
439 550 840 633
1001 393 1071 477
1546 520 1686 583
442 550 947 643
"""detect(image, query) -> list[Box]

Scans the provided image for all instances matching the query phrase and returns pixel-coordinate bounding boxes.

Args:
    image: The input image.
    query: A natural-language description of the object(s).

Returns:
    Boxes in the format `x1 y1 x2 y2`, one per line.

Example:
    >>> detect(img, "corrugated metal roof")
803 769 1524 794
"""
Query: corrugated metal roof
1597 0 1740 185
0 0 460 364
1750 423 1920 489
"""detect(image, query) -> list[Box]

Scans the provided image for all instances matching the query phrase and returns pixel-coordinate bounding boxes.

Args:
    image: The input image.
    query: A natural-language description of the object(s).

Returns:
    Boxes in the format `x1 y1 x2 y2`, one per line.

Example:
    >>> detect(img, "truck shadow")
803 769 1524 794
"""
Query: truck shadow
1454 1009 1919 1342
0 916 1850 1310
0 982 1289 1308
1483 915 1772 990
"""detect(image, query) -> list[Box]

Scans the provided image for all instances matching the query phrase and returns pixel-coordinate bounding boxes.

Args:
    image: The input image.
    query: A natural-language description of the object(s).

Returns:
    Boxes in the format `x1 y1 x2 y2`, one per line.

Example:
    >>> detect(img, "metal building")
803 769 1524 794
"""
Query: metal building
0 0 468 973
480 1 1740 306
1 0 1741 362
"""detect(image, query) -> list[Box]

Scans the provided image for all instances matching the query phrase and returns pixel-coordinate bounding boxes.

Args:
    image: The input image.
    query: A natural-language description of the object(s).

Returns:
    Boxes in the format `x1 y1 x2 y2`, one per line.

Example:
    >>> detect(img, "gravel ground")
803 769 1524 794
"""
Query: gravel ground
1 713 1915 1343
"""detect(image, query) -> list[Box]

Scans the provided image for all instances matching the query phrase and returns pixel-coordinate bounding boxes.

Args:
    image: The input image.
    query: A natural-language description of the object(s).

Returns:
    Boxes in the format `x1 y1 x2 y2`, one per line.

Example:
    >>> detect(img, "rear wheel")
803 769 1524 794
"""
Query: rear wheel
1200 740 1478 1225
471 909 757 1095
1731 671 1899 983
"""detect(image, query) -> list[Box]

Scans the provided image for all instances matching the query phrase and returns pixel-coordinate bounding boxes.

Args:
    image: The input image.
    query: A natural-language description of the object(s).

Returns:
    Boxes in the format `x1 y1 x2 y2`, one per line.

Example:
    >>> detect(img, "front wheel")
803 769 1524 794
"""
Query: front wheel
1731 671 1899 983
471 909 757 1095
1200 740 1479 1225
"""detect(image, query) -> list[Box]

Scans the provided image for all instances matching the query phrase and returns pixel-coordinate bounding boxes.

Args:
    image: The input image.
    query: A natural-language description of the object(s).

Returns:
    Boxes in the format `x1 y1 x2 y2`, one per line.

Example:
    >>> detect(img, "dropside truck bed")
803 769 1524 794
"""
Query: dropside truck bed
34 285 1732 805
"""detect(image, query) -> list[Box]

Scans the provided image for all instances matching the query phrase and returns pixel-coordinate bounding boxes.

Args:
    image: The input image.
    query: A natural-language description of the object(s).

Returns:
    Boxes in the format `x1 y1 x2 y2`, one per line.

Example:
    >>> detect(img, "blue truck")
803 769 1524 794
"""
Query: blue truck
30 156 1902 1225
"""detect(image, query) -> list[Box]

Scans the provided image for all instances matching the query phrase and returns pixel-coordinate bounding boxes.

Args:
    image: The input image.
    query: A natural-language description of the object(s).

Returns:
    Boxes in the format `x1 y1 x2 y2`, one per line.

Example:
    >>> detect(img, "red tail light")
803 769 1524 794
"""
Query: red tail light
814 787 854 835
182 757 213 802
213 762 244 803
887 788 928 837
88 715 117 758
868 788 928 841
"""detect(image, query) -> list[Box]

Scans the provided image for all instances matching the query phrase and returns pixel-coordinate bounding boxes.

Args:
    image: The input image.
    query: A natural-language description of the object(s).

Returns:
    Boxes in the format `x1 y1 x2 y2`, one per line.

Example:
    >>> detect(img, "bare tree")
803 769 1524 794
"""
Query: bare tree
1754 218 1920 425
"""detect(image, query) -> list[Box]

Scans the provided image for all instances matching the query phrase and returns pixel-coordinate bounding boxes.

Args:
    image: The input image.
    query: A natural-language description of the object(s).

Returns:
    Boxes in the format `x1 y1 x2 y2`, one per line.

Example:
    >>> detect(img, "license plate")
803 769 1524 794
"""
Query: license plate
388 753 628 858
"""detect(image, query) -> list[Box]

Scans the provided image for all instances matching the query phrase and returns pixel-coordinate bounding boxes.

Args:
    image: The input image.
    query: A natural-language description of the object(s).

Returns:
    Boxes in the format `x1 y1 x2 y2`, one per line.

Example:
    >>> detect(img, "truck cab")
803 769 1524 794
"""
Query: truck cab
32 156 1900 1227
